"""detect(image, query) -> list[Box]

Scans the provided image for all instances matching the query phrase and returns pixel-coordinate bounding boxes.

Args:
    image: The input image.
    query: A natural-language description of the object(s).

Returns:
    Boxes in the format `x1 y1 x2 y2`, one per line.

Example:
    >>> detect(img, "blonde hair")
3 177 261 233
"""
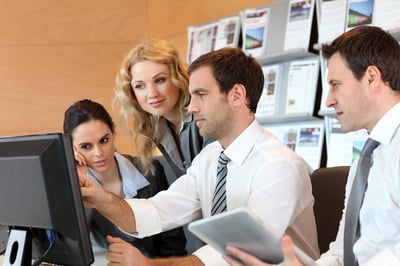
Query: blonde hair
113 39 190 174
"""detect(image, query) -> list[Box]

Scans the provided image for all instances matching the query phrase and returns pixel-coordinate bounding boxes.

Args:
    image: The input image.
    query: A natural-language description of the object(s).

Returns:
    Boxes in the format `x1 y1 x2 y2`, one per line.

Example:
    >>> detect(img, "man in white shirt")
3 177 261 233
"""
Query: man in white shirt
224 26 400 266
78 47 319 265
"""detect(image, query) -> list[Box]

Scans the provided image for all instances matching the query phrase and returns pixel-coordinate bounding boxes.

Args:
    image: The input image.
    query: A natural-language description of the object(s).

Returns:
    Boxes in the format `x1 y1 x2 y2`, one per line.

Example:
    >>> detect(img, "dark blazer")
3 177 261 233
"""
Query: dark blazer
156 116 215 253
157 116 215 184
88 155 187 258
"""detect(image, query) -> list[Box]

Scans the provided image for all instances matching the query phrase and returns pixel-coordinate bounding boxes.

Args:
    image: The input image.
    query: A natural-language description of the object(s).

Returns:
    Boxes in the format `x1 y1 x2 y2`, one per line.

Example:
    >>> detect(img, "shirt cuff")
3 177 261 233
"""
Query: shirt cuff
124 198 162 237
193 245 230 266
363 249 400 266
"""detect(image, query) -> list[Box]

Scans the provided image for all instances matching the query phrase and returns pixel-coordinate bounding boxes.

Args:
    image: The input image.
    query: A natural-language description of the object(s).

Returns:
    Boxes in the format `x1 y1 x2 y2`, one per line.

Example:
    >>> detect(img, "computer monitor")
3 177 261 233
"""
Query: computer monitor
0 133 94 265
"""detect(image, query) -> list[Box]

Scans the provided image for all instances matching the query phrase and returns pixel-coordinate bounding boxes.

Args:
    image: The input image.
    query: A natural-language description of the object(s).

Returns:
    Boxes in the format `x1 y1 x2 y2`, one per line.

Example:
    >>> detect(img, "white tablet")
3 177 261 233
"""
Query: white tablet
188 208 284 264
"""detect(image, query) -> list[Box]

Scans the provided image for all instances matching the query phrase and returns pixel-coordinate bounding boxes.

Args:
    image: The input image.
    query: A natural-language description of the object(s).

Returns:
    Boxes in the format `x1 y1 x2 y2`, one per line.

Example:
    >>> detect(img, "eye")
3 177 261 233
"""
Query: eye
100 136 109 144
194 91 206 98
329 82 339 90
79 143 92 150
133 83 145 90
155 77 166 84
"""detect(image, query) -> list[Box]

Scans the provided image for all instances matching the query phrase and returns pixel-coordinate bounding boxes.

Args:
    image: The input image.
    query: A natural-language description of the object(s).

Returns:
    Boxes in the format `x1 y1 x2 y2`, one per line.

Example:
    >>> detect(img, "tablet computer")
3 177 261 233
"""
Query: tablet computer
188 208 284 264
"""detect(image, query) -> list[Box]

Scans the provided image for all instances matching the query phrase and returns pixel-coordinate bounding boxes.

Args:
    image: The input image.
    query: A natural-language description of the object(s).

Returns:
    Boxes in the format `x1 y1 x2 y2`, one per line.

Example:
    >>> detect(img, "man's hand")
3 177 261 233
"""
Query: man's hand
223 236 303 266
77 164 106 208
106 236 151 266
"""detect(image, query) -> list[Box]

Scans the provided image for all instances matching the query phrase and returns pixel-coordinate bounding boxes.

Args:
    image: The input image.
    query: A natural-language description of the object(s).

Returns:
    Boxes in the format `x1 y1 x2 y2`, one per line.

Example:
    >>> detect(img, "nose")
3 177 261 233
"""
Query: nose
325 89 337 109
148 83 159 97
188 97 199 113
93 145 103 157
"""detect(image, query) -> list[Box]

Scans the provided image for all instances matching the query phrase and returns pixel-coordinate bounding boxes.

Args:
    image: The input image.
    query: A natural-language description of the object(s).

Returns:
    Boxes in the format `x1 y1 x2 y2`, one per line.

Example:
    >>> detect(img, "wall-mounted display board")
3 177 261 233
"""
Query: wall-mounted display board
263 119 325 170
249 0 318 66
187 0 319 64
255 56 320 123
316 0 400 45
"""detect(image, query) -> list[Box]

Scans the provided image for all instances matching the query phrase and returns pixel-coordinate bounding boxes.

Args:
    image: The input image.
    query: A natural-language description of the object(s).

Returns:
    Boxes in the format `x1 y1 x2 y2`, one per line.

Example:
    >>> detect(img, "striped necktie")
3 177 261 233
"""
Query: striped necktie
344 138 379 266
211 151 230 215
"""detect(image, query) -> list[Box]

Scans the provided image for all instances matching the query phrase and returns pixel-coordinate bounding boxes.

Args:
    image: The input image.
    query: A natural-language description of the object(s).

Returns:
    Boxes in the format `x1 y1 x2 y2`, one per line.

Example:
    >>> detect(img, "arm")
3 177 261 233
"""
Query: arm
78 165 137 233
136 158 188 257
106 236 203 266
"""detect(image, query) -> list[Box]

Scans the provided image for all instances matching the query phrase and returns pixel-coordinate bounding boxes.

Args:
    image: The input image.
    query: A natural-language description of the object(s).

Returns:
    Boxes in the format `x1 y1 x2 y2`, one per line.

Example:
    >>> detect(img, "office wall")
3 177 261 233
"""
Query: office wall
0 0 274 154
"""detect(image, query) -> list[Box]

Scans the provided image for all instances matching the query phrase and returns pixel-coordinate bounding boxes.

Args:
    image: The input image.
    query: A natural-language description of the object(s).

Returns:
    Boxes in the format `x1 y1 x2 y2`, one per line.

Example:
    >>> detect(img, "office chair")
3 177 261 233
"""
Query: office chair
311 166 350 253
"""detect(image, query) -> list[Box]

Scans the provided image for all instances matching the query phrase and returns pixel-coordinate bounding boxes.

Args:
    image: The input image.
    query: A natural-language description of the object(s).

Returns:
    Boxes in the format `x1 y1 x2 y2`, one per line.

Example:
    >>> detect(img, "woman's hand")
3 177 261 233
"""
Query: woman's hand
73 145 87 166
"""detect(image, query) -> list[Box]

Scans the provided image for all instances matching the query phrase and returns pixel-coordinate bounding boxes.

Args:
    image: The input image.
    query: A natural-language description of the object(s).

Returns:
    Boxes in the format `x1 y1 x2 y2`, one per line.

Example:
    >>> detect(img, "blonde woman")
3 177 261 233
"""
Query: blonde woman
114 39 213 182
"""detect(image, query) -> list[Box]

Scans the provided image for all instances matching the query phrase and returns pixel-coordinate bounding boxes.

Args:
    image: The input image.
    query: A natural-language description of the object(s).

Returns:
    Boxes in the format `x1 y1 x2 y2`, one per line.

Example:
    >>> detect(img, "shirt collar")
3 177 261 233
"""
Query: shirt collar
114 153 150 198
223 119 263 167
369 102 400 145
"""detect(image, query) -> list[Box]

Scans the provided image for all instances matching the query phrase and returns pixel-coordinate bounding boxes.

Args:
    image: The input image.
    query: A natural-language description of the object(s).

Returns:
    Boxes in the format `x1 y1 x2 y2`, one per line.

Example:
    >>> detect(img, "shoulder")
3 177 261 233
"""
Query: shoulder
119 153 143 171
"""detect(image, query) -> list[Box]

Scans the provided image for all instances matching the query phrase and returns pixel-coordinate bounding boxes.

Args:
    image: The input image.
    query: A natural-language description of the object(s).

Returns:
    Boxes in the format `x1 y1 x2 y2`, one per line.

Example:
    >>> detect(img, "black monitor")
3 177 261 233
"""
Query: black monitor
0 133 94 265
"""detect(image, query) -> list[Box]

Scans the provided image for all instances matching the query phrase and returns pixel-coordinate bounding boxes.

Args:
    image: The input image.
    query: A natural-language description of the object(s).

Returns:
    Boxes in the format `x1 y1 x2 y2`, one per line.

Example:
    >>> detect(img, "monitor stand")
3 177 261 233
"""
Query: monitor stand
3 228 31 266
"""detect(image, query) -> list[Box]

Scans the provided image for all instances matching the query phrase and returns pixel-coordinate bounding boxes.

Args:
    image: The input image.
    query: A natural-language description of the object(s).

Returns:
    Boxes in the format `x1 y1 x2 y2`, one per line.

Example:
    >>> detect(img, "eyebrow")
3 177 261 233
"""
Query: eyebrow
132 71 169 83
77 133 110 146
328 79 339 85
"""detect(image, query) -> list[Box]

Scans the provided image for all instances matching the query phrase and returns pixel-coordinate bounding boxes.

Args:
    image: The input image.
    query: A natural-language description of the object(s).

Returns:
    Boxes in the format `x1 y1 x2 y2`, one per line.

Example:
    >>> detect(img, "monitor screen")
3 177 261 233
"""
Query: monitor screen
0 133 94 265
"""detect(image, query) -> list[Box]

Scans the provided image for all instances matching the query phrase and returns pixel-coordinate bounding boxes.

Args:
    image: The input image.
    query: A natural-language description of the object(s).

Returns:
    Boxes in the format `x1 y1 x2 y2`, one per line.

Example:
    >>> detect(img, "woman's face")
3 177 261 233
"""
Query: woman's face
130 61 181 122
72 119 115 174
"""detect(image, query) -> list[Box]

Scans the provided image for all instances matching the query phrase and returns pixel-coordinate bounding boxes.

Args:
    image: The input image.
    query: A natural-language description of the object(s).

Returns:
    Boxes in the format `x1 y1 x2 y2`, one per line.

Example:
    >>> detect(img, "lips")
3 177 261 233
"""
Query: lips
149 99 165 107
194 117 205 126
93 159 107 167
335 110 343 119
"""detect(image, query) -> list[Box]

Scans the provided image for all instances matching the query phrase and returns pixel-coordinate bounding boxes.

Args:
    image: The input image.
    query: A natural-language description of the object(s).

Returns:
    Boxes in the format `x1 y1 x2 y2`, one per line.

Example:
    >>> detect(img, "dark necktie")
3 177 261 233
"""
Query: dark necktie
344 138 379 266
211 151 230 215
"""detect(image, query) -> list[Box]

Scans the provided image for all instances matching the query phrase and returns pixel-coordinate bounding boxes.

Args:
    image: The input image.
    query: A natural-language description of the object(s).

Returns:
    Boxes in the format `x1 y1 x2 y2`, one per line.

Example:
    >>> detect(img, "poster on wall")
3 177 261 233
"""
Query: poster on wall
264 121 324 170
285 58 319 115
187 15 241 64
241 7 271 57
187 22 218 64
326 118 369 167
214 16 241 51
284 0 315 51
256 64 281 118
317 0 347 44
373 0 400 31
346 0 375 30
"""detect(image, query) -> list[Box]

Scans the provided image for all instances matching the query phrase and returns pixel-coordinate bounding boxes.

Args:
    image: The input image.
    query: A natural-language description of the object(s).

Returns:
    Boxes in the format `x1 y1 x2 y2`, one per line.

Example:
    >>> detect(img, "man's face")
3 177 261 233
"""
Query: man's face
188 66 232 140
325 53 370 133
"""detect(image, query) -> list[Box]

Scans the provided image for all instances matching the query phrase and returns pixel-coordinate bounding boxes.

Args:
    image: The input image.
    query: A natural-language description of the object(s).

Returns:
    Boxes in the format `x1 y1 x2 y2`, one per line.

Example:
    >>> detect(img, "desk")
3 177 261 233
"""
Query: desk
0 250 108 265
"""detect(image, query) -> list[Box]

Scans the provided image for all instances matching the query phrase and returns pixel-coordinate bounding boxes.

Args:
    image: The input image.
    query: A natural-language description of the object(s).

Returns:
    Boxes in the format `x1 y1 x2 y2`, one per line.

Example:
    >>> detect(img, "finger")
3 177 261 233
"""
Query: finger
281 236 302 265
223 253 244 266
73 146 87 166
107 235 125 245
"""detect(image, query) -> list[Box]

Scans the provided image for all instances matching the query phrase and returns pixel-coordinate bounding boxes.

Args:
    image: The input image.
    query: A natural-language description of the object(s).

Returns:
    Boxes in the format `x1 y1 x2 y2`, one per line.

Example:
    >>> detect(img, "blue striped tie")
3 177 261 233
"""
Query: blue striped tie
211 151 230 215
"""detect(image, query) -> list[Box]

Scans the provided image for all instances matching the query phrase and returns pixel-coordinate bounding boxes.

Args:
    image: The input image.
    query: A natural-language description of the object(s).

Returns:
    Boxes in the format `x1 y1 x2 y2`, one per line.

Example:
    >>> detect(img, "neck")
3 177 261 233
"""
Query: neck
90 158 123 197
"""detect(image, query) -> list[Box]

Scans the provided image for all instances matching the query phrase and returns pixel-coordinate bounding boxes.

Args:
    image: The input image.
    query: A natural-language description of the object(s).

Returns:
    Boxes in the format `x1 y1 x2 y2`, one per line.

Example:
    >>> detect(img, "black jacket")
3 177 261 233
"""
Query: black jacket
88 156 187 258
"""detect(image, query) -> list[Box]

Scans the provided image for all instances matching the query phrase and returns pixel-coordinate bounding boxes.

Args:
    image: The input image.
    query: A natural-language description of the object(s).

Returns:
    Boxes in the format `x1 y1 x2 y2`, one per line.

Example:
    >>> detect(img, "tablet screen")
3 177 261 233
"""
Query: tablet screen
188 208 284 264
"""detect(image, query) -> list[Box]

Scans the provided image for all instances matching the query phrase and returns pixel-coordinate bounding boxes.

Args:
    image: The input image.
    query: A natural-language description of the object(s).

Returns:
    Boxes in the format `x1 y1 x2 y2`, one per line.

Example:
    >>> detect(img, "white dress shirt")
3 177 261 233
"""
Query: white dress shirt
318 103 400 265
126 119 319 265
